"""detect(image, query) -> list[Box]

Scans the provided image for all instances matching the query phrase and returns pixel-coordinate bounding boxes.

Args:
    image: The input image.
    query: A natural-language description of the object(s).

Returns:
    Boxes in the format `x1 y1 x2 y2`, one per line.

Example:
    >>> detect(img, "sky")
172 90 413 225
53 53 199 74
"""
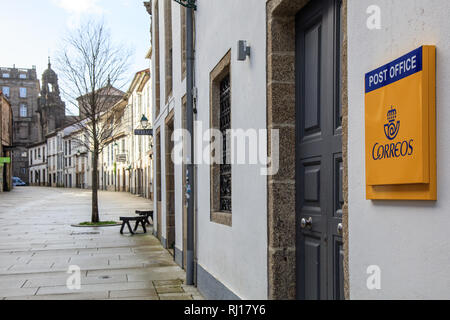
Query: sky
0 0 151 114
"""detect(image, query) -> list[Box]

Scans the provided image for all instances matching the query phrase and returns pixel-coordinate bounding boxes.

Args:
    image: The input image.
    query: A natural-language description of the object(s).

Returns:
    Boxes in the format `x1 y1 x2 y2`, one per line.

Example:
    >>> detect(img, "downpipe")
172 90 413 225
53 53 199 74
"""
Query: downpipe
186 3 196 286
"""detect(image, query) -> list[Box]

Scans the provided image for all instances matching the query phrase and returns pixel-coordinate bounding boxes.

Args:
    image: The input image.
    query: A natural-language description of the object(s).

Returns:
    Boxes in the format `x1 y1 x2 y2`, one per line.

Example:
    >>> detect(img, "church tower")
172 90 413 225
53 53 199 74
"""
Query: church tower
37 57 67 139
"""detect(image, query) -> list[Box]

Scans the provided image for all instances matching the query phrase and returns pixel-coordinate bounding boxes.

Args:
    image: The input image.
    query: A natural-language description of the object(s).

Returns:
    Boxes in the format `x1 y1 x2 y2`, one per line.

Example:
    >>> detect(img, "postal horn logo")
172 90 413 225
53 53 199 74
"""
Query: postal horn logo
384 106 400 140
372 105 414 161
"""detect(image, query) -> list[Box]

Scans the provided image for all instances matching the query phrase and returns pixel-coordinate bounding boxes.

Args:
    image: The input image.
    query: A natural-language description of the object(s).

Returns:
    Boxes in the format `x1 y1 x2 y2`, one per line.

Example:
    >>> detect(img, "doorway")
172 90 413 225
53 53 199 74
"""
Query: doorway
165 112 175 253
295 0 344 300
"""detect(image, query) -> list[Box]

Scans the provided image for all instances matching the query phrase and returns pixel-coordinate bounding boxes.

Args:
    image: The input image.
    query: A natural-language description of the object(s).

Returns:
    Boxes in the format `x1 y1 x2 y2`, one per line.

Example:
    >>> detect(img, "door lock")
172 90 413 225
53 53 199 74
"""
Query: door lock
300 217 313 229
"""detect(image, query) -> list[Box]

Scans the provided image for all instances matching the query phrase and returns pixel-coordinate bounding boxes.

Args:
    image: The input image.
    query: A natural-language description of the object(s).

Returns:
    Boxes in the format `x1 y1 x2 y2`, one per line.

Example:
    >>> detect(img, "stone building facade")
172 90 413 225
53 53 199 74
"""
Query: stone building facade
37 59 68 140
1 90 13 192
97 69 153 202
0 66 40 183
0 61 77 184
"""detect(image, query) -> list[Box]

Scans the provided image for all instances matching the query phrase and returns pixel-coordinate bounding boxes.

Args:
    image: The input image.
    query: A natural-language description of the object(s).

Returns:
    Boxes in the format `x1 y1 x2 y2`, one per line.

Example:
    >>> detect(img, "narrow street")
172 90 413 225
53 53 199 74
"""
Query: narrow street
0 187 202 300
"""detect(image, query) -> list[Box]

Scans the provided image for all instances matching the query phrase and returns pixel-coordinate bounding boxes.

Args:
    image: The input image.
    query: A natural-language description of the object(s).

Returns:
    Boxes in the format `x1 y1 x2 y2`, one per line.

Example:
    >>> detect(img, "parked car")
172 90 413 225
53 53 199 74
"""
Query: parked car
12 177 26 186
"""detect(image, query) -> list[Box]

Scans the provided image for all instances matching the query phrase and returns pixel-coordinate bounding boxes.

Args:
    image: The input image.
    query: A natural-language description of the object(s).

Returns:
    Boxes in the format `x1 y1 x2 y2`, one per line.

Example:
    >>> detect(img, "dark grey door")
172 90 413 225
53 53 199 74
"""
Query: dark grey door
295 0 344 300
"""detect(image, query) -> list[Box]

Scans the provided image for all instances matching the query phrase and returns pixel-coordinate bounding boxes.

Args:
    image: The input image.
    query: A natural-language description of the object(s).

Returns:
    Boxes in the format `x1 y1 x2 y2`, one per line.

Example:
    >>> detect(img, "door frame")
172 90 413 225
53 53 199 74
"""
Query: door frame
265 0 349 299
164 110 176 250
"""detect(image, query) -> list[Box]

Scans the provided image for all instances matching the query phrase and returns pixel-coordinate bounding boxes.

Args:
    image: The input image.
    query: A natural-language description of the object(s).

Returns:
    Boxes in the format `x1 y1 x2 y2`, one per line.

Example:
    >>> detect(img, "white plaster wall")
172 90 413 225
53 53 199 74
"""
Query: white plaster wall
348 0 450 299
171 3 187 254
195 0 268 299
152 0 188 250
152 0 175 242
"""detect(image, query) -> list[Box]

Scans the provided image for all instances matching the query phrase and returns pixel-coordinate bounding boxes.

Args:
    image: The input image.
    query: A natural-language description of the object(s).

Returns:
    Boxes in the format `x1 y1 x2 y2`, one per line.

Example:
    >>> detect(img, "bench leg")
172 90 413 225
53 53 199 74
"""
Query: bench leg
120 222 126 234
145 217 151 226
134 220 140 232
127 221 134 234
142 220 147 233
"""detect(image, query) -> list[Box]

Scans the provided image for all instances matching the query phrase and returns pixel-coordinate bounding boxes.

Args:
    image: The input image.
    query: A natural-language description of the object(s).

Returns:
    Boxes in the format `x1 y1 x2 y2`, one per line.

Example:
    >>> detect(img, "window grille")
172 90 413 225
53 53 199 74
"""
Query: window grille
219 75 231 212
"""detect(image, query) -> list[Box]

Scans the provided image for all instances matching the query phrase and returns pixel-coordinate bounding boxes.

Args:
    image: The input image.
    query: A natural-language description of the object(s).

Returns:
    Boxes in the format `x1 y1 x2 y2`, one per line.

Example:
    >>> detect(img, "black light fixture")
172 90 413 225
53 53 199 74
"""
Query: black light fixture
140 115 149 129
174 0 196 9
237 40 251 61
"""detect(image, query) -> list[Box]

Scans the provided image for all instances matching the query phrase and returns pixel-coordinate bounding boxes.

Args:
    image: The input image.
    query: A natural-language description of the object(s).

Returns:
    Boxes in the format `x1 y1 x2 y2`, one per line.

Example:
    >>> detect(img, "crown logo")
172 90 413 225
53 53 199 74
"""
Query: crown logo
384 106 400 141
387 106 397 122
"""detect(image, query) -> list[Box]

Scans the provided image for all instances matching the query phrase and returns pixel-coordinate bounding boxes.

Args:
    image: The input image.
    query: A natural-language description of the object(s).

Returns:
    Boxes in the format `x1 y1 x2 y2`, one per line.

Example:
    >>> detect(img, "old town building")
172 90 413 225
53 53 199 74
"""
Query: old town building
28 141 47 186
37 58 72 139
0 90 13 192
146 0 450 300
46 131 62 187
77 84 125 120
0 62 78 184
69 126 89 189
99 98 128 192
98 69 153 200
0 66 40 183
127 69 153 198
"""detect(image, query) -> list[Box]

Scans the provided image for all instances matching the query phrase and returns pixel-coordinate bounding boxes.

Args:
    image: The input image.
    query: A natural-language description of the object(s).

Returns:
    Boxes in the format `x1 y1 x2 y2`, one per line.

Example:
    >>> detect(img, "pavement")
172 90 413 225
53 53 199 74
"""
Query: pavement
0 187 203 300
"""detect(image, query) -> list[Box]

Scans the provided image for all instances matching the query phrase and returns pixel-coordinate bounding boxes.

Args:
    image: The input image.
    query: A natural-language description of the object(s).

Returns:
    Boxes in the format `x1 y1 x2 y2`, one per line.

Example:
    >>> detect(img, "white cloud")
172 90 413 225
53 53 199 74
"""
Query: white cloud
53 0 103 28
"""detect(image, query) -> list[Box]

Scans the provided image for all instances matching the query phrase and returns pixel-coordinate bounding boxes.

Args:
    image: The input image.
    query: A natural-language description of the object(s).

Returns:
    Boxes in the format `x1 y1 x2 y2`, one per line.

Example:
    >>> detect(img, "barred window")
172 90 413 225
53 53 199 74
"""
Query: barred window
210 50 232 226
219 75 231 212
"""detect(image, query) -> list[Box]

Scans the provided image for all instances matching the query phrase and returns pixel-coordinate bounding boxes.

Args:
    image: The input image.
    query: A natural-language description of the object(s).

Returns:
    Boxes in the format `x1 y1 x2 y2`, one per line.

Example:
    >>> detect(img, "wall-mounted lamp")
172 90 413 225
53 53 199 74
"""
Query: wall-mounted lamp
237 40 251 61
140 115 149 129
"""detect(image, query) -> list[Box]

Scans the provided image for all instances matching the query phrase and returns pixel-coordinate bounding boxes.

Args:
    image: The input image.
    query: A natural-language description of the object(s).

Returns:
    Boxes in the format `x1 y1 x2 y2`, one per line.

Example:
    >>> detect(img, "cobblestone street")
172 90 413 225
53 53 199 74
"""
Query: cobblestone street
0 187 202 300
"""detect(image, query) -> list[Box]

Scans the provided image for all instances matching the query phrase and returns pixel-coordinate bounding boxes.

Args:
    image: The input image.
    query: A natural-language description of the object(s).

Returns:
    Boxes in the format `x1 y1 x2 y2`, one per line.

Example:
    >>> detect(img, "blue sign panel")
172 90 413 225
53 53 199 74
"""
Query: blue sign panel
365 46 423 93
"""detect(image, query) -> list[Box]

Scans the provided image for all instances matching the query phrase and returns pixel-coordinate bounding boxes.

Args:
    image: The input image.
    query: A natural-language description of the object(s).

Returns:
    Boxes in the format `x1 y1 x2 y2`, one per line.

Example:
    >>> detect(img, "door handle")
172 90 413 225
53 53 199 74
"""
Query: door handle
337 223 343 235
300 217 313 229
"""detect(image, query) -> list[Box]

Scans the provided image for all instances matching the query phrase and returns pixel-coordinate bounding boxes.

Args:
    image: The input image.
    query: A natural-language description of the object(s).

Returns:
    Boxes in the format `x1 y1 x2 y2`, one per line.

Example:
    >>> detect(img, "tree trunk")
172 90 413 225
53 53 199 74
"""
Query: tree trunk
91 142 100 223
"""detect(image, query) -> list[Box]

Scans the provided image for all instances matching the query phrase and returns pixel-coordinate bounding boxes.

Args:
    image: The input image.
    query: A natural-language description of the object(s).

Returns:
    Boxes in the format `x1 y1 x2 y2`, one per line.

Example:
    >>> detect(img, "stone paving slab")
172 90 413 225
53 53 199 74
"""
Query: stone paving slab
0 287 39 298
0 187 203 300
36 280 155 296
109 288 158 298
111 296 160 300
0 278 27 289
5 292 109 300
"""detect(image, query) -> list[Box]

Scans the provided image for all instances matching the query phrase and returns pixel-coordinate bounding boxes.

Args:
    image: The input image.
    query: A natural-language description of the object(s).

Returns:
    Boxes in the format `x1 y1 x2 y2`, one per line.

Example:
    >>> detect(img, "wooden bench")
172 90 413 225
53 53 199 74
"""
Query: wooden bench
120 216 147 235
135 210 154 226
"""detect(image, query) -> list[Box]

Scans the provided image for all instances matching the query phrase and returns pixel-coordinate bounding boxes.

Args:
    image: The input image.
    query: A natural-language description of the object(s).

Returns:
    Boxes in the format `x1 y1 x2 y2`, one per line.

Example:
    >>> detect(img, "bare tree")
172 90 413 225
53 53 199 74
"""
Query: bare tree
56 20 132 223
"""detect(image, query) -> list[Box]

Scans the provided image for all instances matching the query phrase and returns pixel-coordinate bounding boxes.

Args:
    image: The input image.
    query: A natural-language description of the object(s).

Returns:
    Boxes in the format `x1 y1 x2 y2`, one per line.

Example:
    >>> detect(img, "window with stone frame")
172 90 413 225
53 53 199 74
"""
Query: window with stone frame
210 50 232 227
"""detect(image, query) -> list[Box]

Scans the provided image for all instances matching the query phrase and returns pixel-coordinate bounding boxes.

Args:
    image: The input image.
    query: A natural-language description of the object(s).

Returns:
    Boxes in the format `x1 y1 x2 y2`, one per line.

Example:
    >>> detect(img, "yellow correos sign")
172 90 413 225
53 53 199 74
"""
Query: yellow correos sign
365 46 436 200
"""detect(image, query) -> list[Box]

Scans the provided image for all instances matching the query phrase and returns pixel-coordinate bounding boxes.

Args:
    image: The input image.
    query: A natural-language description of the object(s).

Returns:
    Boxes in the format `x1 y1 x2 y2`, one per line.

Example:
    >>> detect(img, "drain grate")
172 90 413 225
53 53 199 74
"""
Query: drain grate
71 232 100 236
99 275 111 279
